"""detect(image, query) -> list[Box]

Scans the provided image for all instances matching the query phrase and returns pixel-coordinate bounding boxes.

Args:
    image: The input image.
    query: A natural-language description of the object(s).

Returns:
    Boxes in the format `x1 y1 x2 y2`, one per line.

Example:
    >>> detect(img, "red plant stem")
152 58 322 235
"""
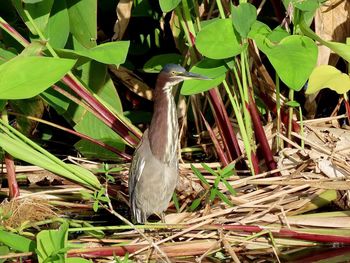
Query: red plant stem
62 75 140 147
0 18 141 148
248 90 279 175
208 89 242 162
9 112 132 161
4 153 19 198
67 223 350 258
344 96 350 124
200 112 229 166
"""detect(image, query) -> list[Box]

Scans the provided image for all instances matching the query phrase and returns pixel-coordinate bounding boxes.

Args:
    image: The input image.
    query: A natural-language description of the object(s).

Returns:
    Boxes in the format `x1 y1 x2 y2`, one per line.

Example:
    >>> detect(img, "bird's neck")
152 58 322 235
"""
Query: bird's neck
148 78 179 163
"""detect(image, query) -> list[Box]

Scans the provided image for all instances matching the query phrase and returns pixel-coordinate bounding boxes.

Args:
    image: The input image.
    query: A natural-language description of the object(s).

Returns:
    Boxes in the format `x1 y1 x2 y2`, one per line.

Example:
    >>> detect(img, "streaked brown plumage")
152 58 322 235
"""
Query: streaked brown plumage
128 64 209 223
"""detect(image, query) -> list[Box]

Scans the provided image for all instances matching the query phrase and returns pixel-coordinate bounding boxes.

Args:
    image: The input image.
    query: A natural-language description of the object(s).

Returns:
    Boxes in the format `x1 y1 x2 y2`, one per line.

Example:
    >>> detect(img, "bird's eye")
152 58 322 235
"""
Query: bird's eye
171 71 176 75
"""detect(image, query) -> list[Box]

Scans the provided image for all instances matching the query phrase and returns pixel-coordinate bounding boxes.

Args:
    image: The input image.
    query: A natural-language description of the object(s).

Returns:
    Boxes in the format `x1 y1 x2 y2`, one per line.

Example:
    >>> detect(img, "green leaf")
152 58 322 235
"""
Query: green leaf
37 222 68 263
0 48 16 65
265 35 317 91
0 230 36 252
66 258 92 263
172 193 180 212
306 65 350 94
25 0 54 34
143 54 183 73
181 58 229 95
300 21 350 63
268 26 290 43
67 0 97 48
221 179 237 196
196 19 244 59
72 62 125 159
201 163 218 177
285 100 301 107
231 3 257 38
0 56 76 99
159 0 181 12
45 0 70 48
191 164 209 186
216 190 233 206
58 41 129 65
189 198 201 212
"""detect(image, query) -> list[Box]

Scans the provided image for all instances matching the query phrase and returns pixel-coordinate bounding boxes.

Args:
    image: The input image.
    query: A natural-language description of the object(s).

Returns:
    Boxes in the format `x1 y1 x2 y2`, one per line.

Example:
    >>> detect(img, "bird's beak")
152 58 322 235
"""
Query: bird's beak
180 71 211 80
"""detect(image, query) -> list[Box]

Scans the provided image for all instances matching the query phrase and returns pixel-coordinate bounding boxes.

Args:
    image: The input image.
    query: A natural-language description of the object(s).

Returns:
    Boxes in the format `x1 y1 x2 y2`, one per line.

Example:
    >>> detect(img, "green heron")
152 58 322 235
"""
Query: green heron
129 64 209 223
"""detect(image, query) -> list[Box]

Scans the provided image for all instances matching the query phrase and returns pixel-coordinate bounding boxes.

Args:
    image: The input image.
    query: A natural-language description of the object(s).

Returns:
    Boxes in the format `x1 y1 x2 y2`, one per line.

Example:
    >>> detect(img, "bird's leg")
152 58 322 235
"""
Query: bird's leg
161 212 166 223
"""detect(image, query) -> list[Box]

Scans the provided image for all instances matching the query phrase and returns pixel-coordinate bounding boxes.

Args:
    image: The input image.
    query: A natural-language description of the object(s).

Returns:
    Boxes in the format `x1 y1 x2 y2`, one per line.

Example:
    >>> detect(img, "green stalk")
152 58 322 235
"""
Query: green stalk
298 106 304 149
0 120 101 190
287 88 294 141
222 80 254 174
215 0 226 19
275 74 281 150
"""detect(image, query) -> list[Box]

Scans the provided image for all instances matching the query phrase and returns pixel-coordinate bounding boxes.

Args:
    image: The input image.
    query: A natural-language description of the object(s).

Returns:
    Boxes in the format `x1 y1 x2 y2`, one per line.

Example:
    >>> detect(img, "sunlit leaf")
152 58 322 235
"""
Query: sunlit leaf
159 0 181 12
307 65 350 94
0 56 75 99
0 230 36 252
231 2 257 38
181 58 229 95
196 19 244 59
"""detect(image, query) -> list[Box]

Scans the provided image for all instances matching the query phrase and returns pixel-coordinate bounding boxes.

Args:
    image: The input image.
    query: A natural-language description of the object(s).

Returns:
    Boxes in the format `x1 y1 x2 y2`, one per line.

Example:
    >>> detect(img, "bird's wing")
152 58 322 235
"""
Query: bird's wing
128 130 149 198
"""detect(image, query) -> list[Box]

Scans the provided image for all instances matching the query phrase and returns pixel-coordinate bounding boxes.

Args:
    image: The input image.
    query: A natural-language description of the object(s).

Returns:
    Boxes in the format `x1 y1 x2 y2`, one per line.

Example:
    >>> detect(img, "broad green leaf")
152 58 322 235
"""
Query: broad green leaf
37 222 68 263
266 35 317 91
0 56 76 99
307 65 350 94
284 0 323 12
70 62 125 159
0 230 36 252
25 0 54 34
181 58 229 95
159 0 181 12
143 54 183 73
0 245 10 263
196 19 244 59
268 26 290 43
0 121 101 190
0 48 16 65
11 0 53 35
45 0 69 48
58 41 129 65
231 3 257 38
68 0 97 48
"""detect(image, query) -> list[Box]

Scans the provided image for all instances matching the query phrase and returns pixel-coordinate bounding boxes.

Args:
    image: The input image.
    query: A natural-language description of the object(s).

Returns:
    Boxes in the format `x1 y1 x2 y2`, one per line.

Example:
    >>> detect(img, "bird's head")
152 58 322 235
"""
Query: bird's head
159 64 210 89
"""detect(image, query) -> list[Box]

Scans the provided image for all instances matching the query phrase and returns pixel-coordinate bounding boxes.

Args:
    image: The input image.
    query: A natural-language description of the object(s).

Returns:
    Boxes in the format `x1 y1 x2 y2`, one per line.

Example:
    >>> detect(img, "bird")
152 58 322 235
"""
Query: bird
128 64 209 224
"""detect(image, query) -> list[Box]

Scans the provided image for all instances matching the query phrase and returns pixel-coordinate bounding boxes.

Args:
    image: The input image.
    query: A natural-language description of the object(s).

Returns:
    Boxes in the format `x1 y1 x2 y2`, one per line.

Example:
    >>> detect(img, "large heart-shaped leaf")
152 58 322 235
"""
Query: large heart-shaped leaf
0 56 76 99
159 0 181 12
181 58 229 95
231 2 257 38
307 65 350 94
196 19 244 59
265 35 317 91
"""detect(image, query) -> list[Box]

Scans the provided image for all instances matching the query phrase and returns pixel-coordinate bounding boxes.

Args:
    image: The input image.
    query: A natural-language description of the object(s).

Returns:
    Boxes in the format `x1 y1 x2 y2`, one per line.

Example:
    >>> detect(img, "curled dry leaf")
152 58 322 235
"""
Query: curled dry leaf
108 65 153 100
112 0 133 41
